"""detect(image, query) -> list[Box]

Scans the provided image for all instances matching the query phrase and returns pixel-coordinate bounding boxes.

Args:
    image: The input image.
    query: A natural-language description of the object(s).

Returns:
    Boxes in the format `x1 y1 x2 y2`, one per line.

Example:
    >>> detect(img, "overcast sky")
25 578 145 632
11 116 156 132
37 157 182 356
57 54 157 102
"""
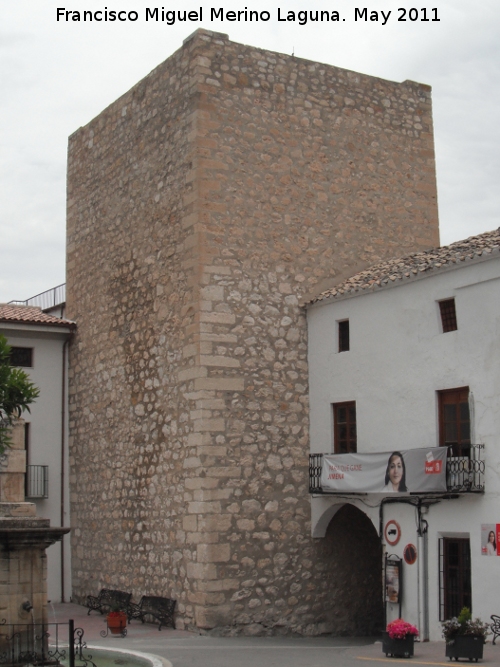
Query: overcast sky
1 0 499 303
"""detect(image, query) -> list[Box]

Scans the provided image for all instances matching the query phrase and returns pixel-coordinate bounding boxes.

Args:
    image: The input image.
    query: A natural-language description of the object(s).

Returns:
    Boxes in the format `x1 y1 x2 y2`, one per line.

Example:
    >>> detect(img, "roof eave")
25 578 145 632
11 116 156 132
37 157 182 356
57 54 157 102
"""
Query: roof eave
0 321 76 335
306 247 500 309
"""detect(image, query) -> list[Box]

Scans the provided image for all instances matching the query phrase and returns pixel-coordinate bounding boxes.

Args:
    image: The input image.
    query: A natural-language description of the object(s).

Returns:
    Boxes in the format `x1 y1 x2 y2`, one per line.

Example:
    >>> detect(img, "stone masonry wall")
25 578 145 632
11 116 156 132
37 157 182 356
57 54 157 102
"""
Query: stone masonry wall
66 33 202 607
66 29 439 635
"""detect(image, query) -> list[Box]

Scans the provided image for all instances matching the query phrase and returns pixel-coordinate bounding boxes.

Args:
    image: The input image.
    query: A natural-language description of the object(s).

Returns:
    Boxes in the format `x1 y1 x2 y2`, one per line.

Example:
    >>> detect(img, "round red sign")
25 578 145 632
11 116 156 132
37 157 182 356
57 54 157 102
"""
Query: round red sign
404 543 418 565
384 520 401 546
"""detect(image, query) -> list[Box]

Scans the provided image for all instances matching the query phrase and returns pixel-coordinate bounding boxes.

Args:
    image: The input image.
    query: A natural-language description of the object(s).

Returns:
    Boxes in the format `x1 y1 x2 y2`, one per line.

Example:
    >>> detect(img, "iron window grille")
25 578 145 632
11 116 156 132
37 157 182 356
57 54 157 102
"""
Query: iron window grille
439 537 471 621
439 298 458 333
25 465 49 499
9 346 33 368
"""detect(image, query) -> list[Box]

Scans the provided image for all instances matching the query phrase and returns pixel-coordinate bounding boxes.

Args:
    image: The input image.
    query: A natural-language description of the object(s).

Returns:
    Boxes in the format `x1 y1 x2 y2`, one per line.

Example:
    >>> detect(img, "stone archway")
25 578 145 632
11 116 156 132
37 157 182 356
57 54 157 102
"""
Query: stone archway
314 503 383 636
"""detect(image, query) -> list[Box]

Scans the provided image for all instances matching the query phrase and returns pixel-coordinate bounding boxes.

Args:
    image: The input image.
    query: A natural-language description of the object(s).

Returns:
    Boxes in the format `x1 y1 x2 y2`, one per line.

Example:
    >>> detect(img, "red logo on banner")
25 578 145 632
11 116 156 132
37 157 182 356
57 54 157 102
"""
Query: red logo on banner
425 460 442 474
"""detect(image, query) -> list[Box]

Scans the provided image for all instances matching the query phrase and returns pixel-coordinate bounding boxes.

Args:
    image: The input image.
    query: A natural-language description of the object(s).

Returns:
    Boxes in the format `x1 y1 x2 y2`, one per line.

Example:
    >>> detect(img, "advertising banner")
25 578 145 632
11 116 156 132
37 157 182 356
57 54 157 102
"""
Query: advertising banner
321 447 447 493
385 557 401 604
481 524 500 556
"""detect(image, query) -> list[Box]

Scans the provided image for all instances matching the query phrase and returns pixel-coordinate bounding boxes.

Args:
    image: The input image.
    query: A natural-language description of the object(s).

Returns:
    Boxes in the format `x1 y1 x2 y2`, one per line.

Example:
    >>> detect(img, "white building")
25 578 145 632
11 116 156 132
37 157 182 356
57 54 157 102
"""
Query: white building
307 229 500 641
0 300 74 602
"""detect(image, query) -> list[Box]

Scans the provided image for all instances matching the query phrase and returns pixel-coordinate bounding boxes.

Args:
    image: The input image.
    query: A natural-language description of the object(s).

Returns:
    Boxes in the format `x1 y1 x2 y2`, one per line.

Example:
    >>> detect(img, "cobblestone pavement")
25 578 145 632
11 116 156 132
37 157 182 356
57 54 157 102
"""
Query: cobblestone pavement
53 603 499 667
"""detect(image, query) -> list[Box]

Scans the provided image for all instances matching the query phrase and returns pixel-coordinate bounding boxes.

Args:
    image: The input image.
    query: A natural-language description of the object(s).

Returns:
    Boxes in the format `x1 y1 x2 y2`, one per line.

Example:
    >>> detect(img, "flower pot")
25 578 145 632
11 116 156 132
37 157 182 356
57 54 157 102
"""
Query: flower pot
107 611 127 635
382 632 415 658
445 635 484 662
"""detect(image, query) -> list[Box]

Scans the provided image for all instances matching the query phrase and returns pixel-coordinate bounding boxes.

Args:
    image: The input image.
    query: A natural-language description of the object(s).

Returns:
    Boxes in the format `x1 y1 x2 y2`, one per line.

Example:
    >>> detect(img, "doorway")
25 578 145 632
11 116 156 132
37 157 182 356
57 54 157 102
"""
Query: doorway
439 537 471 620
315 503 383 635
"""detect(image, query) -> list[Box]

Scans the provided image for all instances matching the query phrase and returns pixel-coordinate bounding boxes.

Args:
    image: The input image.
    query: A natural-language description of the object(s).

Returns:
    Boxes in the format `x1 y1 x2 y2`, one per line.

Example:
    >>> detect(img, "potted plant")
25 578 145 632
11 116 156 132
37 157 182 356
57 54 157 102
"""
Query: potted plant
442 607 489 662
106 602 128 636
383 619 419 658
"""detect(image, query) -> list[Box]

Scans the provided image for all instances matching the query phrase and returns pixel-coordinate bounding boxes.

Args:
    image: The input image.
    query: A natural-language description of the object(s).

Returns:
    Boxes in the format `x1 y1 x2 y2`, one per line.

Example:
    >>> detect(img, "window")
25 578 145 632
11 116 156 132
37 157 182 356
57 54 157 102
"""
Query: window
9 347 33 367
338 320 350 352
439 537 471 620
439 298 457 332
333 401 356 453
438 387 470 457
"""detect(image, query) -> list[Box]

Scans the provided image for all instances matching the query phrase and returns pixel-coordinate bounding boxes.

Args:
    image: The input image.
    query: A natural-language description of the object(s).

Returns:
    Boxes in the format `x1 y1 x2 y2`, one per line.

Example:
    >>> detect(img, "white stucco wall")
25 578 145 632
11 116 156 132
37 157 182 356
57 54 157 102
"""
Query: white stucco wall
307 253 500 640
0 324 72 602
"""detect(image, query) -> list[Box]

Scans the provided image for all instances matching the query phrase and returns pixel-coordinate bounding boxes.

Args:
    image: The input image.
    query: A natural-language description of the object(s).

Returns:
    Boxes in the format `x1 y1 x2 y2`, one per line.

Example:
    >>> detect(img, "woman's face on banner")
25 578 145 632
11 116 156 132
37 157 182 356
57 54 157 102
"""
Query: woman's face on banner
489 531 495 544
389 455 403 487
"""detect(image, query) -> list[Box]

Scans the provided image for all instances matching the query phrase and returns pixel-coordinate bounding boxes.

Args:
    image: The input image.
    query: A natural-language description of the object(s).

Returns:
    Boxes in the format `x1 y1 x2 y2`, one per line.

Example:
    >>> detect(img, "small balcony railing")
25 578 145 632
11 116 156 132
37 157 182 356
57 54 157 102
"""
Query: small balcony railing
25 465 49 499
309 444 485 495
446 444 485 492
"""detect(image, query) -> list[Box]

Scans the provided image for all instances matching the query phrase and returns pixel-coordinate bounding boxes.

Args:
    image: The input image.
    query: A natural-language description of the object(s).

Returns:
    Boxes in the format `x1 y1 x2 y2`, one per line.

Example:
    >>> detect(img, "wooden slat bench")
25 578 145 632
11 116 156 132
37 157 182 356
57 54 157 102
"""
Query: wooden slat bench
128 595 176 630
85 589 132 616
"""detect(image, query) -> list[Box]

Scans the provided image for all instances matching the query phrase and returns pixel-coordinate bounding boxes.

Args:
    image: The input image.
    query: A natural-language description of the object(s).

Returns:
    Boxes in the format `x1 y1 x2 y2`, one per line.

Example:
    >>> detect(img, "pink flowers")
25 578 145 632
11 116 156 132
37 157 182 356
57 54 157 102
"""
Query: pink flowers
387 619 419 640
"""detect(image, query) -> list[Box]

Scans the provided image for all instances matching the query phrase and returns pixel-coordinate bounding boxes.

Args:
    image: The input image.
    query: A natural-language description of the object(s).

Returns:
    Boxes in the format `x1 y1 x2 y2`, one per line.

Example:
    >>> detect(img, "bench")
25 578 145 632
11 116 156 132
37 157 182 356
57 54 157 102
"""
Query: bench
85 589 132 616
128 595 176 630
491 615 500 645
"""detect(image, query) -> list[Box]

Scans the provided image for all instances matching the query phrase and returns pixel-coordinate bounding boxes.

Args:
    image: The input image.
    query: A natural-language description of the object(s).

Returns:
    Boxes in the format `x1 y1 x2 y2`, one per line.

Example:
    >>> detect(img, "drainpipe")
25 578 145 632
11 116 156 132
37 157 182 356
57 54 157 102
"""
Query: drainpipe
379 500 386 628
417 507 421 639
60 336 71 602
418 504 429 641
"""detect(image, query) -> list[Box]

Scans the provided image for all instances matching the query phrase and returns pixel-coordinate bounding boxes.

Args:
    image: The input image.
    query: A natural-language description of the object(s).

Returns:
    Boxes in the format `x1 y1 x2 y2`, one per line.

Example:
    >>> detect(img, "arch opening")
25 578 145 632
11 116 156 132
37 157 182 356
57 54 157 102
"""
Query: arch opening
314 503 383 635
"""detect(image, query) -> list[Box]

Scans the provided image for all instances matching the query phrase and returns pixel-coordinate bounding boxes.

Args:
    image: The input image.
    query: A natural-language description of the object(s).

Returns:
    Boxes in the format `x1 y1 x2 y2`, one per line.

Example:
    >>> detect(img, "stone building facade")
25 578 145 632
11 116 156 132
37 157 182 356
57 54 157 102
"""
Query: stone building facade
66 29 439 635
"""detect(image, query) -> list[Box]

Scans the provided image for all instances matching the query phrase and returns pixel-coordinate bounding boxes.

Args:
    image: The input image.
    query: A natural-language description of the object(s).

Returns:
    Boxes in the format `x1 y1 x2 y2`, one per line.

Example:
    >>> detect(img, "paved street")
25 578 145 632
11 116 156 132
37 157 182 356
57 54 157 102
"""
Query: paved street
52 603 499 667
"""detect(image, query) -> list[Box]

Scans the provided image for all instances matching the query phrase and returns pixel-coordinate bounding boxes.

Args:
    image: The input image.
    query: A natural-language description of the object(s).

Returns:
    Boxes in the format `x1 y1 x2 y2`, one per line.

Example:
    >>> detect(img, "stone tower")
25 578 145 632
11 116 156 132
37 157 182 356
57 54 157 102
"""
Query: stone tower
66 29 439 634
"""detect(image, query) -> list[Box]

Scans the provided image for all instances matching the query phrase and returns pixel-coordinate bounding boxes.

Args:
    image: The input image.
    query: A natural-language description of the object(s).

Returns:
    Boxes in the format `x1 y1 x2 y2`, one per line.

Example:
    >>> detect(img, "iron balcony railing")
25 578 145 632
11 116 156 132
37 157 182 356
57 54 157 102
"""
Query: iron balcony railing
25 465 49 499
309 444 485 495
9 283 66 311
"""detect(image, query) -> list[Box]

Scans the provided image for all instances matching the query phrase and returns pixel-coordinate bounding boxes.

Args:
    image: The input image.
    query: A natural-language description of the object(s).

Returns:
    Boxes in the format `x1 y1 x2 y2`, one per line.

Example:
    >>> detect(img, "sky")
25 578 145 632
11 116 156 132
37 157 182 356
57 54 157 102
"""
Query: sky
1 1 499 303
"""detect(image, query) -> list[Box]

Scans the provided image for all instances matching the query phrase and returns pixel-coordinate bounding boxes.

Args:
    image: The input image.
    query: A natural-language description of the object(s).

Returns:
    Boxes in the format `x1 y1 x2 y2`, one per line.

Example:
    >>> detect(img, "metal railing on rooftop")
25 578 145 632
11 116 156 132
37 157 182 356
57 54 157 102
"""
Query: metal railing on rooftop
9 283 66 311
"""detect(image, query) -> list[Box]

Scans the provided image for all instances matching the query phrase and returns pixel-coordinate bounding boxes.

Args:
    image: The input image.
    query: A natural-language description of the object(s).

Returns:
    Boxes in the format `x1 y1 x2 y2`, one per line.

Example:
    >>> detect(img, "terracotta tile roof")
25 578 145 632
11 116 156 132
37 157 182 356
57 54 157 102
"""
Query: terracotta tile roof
0 304 75 329
308 228 500 305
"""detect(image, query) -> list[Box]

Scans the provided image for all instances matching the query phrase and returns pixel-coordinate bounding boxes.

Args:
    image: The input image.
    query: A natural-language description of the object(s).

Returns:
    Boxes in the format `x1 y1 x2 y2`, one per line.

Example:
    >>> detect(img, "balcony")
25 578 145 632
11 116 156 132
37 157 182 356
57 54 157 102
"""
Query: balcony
309 444 485 495
25 465 49 499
